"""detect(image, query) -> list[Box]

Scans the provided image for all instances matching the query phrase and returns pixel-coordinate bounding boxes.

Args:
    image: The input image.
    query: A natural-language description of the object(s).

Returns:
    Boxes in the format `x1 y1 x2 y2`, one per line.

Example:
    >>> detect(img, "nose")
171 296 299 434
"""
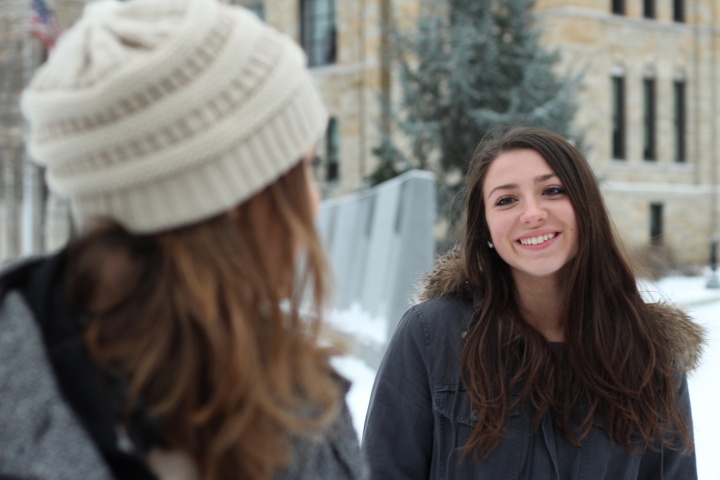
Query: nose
520 198 547 225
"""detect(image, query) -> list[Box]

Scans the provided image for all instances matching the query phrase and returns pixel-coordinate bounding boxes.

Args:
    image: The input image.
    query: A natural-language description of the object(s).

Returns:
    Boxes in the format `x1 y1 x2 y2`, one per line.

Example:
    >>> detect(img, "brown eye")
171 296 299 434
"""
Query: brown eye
544 186 566 197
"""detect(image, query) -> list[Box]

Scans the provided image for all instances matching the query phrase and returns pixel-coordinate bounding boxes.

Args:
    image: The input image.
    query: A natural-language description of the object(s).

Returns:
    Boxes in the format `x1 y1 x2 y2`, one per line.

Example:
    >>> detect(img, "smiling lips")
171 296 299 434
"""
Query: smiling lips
518 232 557 246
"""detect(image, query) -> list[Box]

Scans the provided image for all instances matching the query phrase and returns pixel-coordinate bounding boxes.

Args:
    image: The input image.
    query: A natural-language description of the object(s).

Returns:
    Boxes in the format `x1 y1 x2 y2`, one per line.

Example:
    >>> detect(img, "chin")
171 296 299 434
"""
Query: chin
512 262 571 281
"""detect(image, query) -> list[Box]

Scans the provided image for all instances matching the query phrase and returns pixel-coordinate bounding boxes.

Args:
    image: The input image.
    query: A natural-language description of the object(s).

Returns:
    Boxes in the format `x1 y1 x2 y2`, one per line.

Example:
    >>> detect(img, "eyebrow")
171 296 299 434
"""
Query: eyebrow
486 173 558 199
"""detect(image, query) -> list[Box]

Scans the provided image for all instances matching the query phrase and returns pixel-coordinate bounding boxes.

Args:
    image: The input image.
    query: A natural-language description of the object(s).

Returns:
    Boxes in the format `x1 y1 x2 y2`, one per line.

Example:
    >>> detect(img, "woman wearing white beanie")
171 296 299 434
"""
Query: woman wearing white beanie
0 0 367 479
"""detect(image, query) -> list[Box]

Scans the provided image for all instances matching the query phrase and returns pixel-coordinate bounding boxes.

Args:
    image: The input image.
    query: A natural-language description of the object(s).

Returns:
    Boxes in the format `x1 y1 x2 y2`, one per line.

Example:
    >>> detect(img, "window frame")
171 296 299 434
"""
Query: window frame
300 0 337 67
325 117 340 182
650 203 663 246
612 0 625 15
673 0 685 23
643 78 657 161
611 75 626 160
643 0 655 19
673 80 687 163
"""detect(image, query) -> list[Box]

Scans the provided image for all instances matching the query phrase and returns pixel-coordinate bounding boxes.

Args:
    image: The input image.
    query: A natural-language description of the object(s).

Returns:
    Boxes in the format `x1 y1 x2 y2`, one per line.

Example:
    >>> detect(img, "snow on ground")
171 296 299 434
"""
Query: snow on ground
331 274 720 479
329 303 388 346
330 355 377 435
684 301 720 480
653 274 720 480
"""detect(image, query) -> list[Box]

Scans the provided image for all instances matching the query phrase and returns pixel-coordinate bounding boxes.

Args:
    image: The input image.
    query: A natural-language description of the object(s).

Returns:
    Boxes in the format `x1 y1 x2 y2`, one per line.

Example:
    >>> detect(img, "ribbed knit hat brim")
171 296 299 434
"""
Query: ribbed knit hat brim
22 0 328 233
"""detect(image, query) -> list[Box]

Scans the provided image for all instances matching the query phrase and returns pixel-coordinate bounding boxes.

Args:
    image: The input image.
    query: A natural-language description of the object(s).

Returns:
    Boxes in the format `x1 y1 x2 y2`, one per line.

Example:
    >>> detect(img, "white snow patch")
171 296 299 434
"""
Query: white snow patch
331 355 377 439
682 301 720 480
640 271 720 307
328 303 388 345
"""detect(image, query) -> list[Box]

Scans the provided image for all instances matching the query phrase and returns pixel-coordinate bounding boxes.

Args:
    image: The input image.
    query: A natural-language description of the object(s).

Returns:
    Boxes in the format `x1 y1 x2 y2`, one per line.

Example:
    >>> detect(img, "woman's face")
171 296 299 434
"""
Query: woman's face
483 148 578 285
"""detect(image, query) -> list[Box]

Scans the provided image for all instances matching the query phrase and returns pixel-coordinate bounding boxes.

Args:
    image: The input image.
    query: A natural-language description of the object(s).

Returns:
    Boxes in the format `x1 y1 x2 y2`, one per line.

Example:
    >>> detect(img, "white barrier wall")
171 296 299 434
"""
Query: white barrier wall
317 170 436 355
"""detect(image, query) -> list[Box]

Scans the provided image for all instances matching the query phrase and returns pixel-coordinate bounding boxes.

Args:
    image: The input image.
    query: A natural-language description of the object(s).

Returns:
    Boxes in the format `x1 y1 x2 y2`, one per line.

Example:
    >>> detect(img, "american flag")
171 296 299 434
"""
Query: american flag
30 0 62 50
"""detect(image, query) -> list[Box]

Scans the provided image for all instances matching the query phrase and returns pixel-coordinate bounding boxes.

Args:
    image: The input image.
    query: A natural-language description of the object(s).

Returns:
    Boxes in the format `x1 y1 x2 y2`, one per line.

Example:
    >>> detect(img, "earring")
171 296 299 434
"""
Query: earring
487 241 494 249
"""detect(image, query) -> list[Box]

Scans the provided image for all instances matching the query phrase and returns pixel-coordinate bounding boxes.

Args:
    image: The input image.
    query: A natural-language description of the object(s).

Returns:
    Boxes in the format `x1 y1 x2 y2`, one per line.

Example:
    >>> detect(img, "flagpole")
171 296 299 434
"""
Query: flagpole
21 0 41 256
1 0 26 263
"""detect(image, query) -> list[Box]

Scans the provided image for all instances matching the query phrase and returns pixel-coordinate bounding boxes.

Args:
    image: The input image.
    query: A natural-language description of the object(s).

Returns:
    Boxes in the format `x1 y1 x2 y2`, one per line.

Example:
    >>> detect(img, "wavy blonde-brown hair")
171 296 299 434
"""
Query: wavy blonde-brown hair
66 161 341 479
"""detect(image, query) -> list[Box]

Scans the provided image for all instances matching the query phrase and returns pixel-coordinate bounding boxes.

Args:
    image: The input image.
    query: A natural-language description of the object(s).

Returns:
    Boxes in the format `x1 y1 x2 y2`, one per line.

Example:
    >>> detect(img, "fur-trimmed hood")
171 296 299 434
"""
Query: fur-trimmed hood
413 246 707 372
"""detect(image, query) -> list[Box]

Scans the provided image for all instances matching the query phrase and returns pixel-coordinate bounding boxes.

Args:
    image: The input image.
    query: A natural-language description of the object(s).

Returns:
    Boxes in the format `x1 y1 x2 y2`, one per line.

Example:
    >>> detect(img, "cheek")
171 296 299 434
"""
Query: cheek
493 239 514 265
563 205 579 250
568 225 579 256
485 210 510 243
485 212 514 260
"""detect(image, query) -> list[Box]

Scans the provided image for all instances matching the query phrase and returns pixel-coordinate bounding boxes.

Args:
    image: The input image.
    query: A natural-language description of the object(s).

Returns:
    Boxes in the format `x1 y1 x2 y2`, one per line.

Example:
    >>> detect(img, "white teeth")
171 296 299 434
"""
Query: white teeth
520 233 556 245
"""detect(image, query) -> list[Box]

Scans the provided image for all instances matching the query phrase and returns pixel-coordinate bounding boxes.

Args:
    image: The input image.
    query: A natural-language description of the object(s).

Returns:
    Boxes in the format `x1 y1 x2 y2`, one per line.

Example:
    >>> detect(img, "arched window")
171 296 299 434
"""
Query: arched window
611 68 626 160
300 0 337 67
673 78 687 163
643 76 657 161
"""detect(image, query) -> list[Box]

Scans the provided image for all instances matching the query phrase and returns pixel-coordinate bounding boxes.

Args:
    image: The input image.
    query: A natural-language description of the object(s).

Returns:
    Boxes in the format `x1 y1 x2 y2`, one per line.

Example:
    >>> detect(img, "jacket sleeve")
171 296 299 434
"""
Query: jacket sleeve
277 393 369 480
637 373 698 480
362 305 434 480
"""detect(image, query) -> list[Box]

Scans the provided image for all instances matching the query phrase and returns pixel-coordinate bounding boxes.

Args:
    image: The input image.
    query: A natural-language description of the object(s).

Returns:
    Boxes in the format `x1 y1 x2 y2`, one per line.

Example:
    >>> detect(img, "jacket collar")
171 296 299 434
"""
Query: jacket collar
413 246 706 372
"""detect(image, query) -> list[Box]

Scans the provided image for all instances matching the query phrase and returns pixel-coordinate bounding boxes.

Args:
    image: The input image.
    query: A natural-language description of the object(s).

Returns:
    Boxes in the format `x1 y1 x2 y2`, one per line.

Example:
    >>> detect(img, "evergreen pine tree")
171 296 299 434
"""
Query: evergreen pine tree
372 0 583 226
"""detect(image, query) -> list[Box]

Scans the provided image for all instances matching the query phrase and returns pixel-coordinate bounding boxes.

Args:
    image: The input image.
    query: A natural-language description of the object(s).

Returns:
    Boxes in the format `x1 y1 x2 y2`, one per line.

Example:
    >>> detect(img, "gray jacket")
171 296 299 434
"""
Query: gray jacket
362 249 705 480
0 253 367 480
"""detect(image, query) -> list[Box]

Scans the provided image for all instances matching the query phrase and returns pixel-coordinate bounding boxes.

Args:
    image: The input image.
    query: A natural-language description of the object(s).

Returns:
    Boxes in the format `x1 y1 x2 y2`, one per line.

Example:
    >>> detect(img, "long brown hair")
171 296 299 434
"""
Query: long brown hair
461 127 691 459
66 161 341 479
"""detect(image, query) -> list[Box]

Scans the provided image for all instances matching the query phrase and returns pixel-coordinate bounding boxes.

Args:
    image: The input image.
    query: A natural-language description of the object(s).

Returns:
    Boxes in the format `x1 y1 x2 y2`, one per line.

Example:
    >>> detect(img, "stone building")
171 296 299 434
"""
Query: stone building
248 0 720 266
2 0 719 267
536 0 720 267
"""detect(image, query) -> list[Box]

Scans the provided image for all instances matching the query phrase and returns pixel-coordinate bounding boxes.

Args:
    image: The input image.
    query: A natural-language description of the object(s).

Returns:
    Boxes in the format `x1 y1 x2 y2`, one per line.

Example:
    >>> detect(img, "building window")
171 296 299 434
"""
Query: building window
650 203 663 246
643 0 655 18
228 1 265 20
325 117 340 182
674 80 686 163
673 0 684 22
612 0 625 15
248 4 265 20
643 78 656 161
612 75 626 160
300 0 337 67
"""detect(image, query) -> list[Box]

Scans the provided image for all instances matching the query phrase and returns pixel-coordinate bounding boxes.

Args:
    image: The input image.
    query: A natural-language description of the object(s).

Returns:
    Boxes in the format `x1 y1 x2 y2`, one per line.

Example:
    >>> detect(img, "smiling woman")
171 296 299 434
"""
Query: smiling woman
483 148 578 296
362 127 706 479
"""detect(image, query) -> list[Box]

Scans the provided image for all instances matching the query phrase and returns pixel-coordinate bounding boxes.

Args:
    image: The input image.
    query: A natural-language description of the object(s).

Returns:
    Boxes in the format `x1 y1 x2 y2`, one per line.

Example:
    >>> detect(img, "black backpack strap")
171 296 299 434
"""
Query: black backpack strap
0 256 46 300
5 252 158 480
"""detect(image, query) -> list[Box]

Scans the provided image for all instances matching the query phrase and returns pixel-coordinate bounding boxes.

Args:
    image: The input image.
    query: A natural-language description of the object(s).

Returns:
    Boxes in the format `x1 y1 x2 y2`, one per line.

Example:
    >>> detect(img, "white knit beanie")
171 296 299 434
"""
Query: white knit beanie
22 0 328 233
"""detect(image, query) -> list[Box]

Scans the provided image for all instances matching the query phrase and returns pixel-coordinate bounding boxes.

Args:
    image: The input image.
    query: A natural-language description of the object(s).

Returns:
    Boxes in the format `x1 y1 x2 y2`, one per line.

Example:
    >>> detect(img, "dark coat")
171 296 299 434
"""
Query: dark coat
0 252 367 480
362 248 705 480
